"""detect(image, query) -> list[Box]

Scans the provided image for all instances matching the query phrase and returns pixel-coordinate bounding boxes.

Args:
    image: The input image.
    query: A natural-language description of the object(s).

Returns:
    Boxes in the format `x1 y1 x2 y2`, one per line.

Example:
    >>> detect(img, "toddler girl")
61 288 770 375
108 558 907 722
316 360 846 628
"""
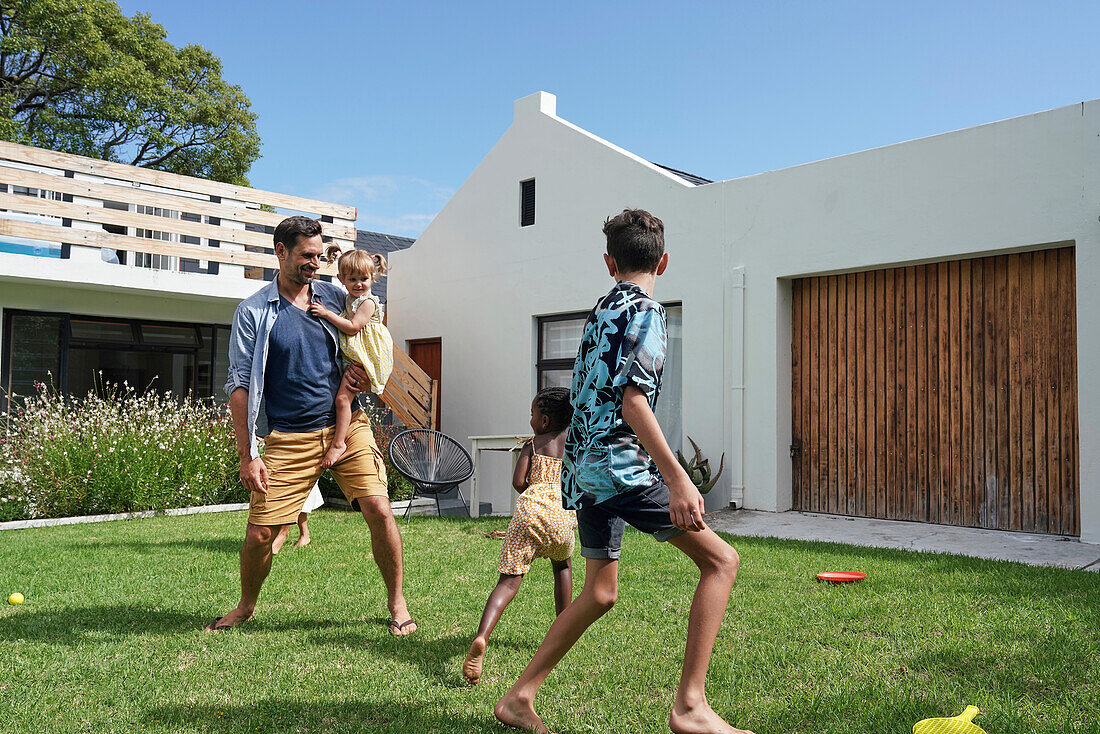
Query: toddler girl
308 247 394 469
463 386 577 685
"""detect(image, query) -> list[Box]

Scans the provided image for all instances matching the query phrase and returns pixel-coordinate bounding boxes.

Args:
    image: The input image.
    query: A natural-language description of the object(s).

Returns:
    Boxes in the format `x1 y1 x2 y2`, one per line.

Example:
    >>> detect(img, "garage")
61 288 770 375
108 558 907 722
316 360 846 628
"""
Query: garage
791 246 1079 535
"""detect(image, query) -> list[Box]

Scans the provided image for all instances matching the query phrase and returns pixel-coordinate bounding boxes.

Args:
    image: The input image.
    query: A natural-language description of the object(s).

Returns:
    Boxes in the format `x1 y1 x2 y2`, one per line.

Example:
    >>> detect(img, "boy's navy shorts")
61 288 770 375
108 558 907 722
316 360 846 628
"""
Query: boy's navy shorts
576 481 686 560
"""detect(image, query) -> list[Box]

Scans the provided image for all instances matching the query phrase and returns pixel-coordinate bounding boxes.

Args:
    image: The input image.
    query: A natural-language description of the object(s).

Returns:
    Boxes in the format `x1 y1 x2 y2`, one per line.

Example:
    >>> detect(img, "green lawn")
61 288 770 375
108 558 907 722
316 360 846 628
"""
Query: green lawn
1 510 1097 733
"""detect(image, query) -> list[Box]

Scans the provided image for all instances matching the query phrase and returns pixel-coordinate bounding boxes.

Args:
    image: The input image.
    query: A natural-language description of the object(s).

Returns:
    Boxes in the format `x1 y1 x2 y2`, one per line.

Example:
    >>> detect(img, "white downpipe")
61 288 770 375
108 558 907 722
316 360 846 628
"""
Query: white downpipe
726 267 745 508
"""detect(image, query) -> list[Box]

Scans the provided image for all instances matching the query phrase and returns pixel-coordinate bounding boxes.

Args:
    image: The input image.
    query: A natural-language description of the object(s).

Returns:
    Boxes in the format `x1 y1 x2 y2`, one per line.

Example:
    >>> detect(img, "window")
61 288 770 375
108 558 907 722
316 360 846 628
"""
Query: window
140 324 200 347
0 183 62 201
520 178 535 227
1 313 63 407
537 312 585 389
70 319 136 343
536 304 683 451
100 201 217 272
1 310 232 408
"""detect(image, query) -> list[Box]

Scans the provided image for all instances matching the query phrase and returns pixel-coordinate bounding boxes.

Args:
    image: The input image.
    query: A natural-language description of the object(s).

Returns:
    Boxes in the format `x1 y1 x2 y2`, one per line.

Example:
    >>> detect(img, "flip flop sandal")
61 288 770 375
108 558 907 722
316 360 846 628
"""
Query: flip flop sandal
388 618 417 635
204 615 252 632
205 617 233 632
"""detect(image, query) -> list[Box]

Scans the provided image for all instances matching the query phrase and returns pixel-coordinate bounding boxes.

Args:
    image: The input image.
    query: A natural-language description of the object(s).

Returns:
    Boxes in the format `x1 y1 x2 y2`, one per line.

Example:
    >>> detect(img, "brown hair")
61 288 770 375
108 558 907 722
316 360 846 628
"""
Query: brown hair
603 208 665 273
273 215 323 252
325 245 389 280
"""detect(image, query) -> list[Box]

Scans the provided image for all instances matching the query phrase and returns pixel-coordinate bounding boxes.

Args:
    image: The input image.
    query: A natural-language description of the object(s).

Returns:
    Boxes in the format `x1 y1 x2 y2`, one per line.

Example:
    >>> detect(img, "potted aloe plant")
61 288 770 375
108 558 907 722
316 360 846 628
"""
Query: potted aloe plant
676 436 725 494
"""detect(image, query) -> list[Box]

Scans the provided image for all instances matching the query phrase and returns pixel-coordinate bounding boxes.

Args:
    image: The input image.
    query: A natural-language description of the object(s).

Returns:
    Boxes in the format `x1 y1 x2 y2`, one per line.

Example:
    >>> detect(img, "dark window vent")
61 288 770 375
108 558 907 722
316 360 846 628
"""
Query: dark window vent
520 178 535 227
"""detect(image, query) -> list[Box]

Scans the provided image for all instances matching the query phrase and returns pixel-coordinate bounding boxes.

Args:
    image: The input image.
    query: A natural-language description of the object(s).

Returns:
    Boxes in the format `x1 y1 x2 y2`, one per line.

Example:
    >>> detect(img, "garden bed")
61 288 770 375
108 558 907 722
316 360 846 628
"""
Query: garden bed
1 382 413 523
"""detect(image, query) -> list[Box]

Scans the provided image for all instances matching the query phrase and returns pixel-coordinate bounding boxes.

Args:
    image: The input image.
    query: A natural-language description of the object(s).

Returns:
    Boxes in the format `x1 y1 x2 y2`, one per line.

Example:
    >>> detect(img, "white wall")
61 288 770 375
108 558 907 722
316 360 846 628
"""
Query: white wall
388 93 732 515
0 249 261 306
0 278 240 327
389 93 1099 541
719 101 1100 541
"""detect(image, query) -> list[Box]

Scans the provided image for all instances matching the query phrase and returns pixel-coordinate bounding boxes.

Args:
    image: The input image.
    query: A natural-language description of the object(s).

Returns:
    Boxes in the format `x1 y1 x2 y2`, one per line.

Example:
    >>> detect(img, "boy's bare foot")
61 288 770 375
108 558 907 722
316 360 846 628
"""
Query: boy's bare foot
463 636 487 684
670 701 754 734
271 525 289 555
294 534 311 548
494 694 554 734
203 607 254 632
320 442 346 469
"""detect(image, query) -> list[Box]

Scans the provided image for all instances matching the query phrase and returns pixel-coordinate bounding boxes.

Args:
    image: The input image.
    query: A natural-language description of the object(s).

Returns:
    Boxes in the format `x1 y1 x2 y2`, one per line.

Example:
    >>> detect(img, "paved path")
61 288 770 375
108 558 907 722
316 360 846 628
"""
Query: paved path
706 508 1100 571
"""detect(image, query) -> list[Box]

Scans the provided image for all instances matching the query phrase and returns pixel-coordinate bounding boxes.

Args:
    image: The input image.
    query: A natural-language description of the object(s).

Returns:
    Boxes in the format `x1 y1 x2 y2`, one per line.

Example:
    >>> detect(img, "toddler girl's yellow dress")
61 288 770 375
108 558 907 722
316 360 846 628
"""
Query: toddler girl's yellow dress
498 453 577 575
339 293 394 395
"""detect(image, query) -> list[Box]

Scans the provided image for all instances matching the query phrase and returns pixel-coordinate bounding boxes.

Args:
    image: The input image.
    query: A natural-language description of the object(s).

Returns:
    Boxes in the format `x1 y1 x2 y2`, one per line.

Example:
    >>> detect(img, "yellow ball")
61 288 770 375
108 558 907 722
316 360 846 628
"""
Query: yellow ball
8 593 23 605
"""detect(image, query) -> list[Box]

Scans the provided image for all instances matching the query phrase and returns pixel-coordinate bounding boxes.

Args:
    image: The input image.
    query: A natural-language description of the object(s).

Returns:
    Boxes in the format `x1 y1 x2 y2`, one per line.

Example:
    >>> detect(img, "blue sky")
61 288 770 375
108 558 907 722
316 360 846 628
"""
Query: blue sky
119 1 1100 237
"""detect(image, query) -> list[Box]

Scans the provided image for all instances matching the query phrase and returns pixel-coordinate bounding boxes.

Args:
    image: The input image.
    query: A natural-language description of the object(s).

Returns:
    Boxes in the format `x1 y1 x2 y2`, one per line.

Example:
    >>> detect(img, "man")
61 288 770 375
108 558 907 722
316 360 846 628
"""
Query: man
206 215 416 636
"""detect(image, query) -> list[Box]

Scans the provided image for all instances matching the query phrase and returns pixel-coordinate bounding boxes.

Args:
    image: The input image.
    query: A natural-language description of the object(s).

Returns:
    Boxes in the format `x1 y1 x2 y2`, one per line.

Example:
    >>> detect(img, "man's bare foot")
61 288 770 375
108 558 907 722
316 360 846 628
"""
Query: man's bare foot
271 525 290 555
294 534 311 548
320 442 346 470
463 636 487 684
203 607 254 633
670 701 754 734
494 694 554 734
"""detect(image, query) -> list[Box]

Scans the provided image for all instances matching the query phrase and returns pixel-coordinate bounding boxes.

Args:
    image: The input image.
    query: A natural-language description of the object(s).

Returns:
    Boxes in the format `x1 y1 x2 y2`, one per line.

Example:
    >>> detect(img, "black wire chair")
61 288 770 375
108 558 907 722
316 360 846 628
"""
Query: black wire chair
388 429 474 524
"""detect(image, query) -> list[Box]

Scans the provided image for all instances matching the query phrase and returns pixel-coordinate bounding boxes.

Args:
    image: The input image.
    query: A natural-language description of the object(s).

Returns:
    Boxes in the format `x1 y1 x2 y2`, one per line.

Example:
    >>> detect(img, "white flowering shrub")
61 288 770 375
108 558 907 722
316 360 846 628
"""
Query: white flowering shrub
0 380 245 521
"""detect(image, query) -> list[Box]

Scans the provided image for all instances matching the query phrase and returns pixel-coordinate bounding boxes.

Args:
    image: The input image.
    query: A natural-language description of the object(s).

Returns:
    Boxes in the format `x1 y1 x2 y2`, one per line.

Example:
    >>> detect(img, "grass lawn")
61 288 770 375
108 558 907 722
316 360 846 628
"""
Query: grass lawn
1 510 1098 733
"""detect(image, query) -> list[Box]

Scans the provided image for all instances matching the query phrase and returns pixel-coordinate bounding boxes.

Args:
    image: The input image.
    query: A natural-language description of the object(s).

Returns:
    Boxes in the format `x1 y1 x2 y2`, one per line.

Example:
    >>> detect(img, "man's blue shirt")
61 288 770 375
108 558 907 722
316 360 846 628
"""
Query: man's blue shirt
263 295 343 433
562 280 667 510
224 278 356 459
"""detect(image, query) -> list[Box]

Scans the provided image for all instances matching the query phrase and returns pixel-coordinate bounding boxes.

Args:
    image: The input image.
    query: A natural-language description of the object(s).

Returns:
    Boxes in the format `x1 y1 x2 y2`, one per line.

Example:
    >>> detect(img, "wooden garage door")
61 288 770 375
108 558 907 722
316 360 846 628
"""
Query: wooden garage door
791 247 1079 535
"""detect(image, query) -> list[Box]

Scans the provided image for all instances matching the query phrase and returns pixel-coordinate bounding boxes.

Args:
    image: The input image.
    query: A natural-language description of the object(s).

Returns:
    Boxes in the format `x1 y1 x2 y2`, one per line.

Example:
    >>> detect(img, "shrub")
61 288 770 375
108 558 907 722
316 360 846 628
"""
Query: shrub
0 380 245 521
316 404 413 503
368 406 414 502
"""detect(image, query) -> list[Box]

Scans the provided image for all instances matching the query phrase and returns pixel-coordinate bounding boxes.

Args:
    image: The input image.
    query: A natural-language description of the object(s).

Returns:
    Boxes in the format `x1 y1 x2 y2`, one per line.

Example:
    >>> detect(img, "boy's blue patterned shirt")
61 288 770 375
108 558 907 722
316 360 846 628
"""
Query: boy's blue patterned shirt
562 280 667 510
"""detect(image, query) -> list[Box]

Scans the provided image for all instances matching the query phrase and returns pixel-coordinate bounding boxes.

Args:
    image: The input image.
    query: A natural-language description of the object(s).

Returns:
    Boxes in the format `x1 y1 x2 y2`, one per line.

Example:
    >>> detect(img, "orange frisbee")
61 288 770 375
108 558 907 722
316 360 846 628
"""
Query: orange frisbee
816 571 867 583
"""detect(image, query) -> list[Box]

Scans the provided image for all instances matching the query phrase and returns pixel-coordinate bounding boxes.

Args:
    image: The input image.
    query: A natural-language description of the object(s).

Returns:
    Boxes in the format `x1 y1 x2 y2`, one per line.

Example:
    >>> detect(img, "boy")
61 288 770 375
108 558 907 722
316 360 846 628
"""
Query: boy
494 209 752 734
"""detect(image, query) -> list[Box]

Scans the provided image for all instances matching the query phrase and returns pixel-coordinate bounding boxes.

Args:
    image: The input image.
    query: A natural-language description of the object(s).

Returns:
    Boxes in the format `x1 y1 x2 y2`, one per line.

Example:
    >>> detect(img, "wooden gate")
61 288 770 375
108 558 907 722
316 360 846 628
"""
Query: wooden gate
381 348 438 431
791 247 1079 535
407 338 442 429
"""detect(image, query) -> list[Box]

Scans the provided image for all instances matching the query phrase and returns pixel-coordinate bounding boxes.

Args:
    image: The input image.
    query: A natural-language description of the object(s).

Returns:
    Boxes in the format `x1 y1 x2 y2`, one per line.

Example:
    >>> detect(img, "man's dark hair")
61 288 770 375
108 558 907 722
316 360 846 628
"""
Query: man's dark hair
273 215 323 251
535 386 573 432
603 208 665 273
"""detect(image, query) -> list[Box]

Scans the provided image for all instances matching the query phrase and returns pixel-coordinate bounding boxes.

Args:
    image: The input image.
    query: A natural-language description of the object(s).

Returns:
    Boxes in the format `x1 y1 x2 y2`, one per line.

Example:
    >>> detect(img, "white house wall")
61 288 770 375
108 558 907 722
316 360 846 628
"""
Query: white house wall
390 92 1098 542
388 93 732 517
719 100 1100 542
0 279 239 328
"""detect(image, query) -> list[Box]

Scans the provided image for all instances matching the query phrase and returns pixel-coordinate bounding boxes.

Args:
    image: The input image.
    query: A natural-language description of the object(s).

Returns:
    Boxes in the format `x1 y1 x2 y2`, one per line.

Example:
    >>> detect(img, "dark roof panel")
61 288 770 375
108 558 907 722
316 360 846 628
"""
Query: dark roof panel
355 229 416 255
651 162 713 186
355 229 416 302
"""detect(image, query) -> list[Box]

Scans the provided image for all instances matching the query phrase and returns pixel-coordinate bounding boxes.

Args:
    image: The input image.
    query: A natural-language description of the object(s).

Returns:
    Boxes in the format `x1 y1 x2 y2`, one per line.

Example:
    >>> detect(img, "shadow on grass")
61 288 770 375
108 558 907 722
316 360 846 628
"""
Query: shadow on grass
0 603 200 645
742 682 951 734
310 620 530 686
729 534 1100 599
63 537 242 554
903 635 1092 700
740 677 1068 734
146 698 498 733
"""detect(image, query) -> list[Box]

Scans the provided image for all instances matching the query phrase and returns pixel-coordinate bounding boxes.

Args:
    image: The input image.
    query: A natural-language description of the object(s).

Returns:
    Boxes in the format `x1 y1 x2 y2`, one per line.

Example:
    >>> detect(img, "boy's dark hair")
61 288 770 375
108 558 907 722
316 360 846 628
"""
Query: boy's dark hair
535 386 573 431
273 215 323 252
603 208 665 273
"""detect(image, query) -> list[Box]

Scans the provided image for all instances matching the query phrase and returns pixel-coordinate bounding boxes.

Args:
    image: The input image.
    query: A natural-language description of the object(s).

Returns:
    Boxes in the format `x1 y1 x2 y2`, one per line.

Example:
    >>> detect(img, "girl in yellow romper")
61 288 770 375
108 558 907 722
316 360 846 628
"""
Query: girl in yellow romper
463 387 577 685
308 248 394 469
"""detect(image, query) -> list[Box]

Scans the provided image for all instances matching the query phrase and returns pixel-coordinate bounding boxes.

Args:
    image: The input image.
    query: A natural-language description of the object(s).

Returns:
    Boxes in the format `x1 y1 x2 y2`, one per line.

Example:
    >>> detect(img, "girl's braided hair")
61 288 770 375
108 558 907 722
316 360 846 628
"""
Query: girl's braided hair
535 386 573 432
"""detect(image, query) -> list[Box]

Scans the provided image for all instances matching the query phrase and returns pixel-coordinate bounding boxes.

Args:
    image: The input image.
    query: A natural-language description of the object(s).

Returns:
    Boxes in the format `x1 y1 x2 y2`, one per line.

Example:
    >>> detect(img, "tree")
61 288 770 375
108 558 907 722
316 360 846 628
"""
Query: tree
0 0 260 185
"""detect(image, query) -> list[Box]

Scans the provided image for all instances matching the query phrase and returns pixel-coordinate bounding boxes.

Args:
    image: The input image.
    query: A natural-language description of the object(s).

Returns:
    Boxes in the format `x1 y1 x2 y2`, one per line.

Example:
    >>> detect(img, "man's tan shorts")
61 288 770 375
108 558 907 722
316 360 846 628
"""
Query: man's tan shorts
249 411 389 526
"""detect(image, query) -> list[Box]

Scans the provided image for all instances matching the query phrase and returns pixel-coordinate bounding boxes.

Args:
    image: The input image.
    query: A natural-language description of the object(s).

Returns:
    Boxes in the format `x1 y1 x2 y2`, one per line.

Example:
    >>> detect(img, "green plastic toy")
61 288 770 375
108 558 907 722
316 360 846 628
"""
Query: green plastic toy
913 706 987 734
